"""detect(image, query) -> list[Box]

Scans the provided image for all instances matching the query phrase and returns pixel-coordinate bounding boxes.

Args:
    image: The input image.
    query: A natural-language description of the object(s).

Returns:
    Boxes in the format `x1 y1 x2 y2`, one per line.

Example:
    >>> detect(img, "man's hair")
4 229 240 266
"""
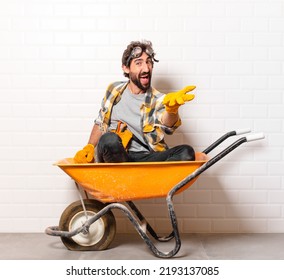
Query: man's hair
121 40 157 78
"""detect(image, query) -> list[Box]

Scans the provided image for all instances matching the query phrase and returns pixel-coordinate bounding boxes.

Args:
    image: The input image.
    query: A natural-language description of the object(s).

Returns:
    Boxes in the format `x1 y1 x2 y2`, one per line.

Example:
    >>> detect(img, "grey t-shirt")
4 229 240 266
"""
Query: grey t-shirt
109 87 149 152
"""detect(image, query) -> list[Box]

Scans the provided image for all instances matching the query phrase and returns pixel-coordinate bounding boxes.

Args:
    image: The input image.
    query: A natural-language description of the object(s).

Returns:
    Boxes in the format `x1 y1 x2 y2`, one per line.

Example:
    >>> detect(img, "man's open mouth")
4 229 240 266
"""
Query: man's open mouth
140 74 150 84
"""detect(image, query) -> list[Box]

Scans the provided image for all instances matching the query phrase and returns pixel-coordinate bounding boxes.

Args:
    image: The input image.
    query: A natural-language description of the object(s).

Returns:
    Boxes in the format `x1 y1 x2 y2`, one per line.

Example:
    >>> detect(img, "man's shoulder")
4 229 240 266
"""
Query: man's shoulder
107 81 128 91
103 81 128 100
151 87 164 98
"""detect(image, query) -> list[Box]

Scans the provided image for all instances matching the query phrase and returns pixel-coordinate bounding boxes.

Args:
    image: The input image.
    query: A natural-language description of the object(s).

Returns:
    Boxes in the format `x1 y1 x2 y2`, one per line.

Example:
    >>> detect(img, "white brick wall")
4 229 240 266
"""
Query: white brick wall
0 0 283 234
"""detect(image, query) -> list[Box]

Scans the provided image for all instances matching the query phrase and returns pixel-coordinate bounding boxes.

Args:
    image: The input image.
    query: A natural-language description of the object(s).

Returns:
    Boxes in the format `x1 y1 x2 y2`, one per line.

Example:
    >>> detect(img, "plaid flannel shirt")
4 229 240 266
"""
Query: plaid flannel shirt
95 81 181 152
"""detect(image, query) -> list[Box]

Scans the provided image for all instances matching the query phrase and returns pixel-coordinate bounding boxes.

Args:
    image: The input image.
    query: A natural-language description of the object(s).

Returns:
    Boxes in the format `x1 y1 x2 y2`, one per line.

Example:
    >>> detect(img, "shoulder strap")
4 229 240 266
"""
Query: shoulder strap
131 134 151 151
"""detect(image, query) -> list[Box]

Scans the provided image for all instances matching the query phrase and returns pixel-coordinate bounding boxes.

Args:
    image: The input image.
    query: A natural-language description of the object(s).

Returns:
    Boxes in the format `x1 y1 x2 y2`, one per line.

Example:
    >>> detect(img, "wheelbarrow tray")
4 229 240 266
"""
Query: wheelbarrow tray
54 158 207 203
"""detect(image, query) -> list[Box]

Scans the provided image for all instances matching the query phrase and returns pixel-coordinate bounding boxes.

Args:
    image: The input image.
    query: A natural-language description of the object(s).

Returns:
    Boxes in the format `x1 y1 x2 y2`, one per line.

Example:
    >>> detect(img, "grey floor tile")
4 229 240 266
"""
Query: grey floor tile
0 233 283 260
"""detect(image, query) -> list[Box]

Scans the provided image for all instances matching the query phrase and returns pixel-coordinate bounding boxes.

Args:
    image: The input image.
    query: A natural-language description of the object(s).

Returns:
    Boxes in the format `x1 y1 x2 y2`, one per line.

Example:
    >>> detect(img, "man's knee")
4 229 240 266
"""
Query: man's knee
98 132 121 150
97 132 128 163
98 132 127 155
179 145 195 161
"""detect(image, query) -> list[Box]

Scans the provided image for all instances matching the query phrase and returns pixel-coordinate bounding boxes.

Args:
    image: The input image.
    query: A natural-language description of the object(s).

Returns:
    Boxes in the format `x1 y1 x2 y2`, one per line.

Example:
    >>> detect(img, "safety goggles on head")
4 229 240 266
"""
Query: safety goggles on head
126 46 159 66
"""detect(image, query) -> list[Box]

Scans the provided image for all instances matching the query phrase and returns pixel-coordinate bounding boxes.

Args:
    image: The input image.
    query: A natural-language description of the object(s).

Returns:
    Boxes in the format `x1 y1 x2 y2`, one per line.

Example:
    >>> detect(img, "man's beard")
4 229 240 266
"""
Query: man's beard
129 71 152 92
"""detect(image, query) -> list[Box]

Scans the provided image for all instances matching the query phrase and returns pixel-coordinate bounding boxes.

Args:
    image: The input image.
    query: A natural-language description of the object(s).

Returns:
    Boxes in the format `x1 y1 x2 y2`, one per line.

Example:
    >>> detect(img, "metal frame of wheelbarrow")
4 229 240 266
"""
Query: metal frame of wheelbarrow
46 129 264 258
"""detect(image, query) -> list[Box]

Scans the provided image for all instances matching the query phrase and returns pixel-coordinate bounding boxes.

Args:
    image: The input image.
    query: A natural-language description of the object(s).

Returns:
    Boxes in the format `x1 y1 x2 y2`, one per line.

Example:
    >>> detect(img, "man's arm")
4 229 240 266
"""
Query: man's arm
73 124 102 163
161 111 179 128
88 124 103 147
161 85 196 127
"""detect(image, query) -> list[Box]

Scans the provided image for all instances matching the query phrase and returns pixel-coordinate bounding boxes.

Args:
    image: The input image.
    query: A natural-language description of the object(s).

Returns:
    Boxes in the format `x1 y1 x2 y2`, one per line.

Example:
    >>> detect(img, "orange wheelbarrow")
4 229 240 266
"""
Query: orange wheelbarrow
45 129 264 258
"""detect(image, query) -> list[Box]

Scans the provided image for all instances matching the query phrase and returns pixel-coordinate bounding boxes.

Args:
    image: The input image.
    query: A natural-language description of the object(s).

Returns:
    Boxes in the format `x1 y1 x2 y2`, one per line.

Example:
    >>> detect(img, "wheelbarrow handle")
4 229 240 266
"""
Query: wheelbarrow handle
202 128 251 154
246 132 265 142
169 132 265 198
235 128 251 135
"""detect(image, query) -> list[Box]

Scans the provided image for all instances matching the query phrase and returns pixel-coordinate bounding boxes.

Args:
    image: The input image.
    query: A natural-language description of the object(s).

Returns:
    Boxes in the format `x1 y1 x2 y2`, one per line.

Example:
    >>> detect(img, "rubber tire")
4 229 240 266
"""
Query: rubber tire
59 199 116 251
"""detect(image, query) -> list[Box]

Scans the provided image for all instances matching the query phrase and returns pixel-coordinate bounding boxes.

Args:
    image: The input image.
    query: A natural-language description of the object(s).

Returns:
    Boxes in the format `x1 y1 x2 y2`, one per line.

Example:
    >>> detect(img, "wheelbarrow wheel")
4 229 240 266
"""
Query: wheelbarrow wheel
59 199 116 251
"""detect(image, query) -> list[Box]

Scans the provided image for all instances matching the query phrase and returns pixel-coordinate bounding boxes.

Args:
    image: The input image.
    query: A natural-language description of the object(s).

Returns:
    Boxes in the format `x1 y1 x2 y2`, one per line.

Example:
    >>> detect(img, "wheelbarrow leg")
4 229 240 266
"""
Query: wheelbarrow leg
126 201 174 242
89 203 181 258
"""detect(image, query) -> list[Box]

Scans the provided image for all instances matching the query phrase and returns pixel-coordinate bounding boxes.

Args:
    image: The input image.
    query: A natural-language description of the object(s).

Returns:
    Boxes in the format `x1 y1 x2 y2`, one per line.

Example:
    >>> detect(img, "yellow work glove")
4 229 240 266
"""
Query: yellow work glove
163 85 196 114
74 144 95 163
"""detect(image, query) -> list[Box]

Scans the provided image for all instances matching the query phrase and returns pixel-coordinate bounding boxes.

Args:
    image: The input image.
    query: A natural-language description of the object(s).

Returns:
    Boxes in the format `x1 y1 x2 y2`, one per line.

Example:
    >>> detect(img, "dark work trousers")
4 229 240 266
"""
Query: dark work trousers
96 132 195 163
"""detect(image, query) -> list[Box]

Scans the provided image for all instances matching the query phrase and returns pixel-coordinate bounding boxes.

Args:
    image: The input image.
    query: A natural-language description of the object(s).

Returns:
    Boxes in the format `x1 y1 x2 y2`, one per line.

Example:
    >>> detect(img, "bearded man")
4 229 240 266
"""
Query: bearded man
75 40 196 163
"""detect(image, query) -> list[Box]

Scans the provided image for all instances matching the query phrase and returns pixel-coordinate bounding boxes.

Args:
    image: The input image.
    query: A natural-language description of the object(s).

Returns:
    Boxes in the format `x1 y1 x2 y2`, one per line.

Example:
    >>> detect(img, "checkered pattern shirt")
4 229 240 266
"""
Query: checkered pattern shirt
95 81 181 152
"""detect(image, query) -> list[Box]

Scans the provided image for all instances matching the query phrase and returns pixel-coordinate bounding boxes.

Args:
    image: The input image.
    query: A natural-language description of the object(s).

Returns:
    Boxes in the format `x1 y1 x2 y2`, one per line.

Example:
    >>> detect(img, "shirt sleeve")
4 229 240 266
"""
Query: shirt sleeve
94 98 104 126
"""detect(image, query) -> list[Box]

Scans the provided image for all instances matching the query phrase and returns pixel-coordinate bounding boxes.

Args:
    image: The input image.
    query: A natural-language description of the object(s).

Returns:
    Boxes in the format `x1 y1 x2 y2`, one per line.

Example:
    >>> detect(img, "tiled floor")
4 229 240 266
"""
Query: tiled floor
1 233 284 260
